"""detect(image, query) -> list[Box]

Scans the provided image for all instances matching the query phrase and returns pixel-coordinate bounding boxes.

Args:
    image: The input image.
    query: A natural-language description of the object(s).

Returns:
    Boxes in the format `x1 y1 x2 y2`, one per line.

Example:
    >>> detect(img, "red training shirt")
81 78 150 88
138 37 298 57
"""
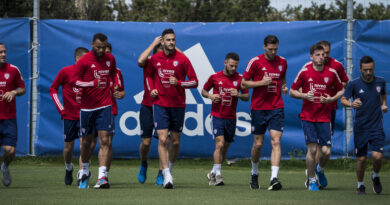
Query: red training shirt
0 63 25 119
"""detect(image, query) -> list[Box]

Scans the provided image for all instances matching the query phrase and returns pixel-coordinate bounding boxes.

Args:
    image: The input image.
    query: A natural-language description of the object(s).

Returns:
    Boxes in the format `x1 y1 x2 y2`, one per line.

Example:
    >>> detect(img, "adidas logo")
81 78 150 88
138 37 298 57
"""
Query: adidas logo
308 78 313 82
91 64 96 68
134 43 215 105
359 89 364 93
262 67 267 71
218 81 223 85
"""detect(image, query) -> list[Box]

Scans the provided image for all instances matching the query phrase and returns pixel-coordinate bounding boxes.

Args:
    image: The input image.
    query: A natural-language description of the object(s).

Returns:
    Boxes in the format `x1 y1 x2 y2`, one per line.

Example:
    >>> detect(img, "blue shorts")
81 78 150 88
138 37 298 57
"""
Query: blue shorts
63 119 80 142
251 108 284 135
140 104 154 138
0 119 17 147
354 129 385 157
211 116 236 143
80 106 114 137
301 120 332 146
153 104 185 133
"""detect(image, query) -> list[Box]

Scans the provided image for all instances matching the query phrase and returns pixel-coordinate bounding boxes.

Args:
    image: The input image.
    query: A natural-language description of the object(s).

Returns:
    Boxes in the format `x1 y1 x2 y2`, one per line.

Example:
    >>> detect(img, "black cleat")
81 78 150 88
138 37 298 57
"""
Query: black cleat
65 169 73 185
268 178 282 191
357 185 366 195
250 174 259 190
372 176 382 194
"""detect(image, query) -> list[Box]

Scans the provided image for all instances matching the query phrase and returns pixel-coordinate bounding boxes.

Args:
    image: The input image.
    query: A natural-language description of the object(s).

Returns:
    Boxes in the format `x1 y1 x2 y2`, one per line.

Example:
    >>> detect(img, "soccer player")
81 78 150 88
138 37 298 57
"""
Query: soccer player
50 47 89 185
72 33 117 189
289 44 344 191
241 35 288 190
136 36 164 185
340 56 388 195
202 52 249 186
146 28 198 189
0 42 26 187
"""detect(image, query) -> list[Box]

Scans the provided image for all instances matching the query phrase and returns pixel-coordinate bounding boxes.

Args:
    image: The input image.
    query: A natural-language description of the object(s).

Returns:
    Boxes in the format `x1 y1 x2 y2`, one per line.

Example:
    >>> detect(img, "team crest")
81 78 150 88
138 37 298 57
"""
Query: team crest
278 65 282 71
106 61 110 67
376 86 381 93
4 73 9 79
233 81 238 87
173 61 178 67
324 77 329 83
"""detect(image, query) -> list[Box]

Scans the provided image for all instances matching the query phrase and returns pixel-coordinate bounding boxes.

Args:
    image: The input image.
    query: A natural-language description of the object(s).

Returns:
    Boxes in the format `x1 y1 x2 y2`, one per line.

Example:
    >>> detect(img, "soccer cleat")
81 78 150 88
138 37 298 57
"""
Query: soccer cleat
155 171 163 186
207 172 216 186
215 175 224 186
371 175 382 194
250 174 259 190
137 165 148 184
314 164 328 188
77 170 91 186
1 164 11 187
93 176 110 189
163 173 173 189
79 174 89 189
357 185 366 195
308 180 319 191
65 168 73 185
268 178 282 191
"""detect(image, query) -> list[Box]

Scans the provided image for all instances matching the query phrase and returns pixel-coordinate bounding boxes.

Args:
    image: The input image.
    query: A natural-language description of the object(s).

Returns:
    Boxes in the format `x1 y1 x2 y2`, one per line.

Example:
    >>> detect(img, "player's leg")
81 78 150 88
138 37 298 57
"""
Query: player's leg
268 130 282 190
138 137 151 184
167 107 185 174
168 131 181 173
315 122 332 188
208 135 224 186
1 119 17 187
1 145 15 187
63 119 80 185
370 131 385 194
301 120 320 191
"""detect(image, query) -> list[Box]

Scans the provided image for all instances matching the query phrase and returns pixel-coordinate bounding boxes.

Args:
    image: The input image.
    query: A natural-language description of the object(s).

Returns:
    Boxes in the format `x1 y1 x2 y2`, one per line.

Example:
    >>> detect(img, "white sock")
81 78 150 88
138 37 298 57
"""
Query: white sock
309 177 317 183
162 168 170 177
81 162 90 177
169 162 174 173
251 161 259 175
213 164 221 176
372 171 379 179
357 181 364 188
105 171 109 178
316 164 324 173
65 162 73 171
271 166 279 180
98 166 107 179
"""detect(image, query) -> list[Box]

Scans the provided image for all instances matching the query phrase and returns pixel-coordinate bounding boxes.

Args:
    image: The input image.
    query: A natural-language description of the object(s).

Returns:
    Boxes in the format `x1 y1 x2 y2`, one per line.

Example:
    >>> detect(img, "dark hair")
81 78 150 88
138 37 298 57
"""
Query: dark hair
360 56 374 68
264 35 279 46
74 47 89 60
310 44 324 55
92 33 107 42
316 40 331 49
106 42 112 51
0 42 4 46
153 44 163 54
225 52 239 61
162 28 175 37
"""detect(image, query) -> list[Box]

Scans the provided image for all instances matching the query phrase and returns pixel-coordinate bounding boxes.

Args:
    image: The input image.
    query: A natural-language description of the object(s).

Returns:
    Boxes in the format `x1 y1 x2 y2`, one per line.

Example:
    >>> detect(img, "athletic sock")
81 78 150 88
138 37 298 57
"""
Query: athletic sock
1 162 7 171
214 164 221 176
98 166 107 179
270 166 279 180
81 162 90 178
371 171 379 179
251 161 259 175
65 162 73 171
162 168 170 177
105 171 109 178
316 164 324 173
309 177 317 183
357 181 364 188
169 161 174 173
141 160 148 167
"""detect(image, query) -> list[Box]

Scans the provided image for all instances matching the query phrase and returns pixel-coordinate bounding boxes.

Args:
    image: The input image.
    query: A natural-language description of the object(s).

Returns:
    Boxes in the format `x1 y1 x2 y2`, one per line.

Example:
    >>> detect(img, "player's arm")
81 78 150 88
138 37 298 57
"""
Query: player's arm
2 87 25 102
174 59 198 88
321 87 344 103
137 36 161 68
281 76 288 95
113 69 125 99
144 59 158 98
232 84 249 101
381 94 388 113
72 60 100 88
241 75 272 89
49 71 65 116
201 89 221 103
289 88 313 100
237 92 250 101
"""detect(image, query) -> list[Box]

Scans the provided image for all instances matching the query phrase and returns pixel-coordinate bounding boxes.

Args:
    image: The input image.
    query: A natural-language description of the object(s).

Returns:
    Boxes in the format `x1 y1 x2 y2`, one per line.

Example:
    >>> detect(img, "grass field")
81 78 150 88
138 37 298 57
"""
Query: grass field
0 157 389 205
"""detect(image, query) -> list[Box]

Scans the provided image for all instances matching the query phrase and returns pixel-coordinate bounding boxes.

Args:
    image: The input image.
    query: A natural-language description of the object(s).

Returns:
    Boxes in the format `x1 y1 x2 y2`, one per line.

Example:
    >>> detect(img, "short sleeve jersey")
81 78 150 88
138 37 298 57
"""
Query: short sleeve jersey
73 51 117 110
146 50 198 108
326 57 349 110
344 76 386 131
50 65 82 120
203 71 249 119
243 54 287 110
0 63 25 119
291 62 343 122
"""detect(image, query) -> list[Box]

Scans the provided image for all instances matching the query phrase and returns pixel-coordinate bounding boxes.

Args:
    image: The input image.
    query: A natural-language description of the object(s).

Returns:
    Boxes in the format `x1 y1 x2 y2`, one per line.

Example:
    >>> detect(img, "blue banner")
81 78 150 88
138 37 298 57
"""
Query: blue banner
35 20 349 158
0 18 31 155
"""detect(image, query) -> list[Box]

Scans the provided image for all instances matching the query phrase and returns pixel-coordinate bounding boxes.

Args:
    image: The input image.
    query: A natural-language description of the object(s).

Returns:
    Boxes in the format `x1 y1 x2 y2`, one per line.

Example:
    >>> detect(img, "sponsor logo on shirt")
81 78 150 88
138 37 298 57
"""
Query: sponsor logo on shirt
359 89 364 94
0 81 6 87
173 61 178 67
268 73 280 78
313 84 326 90
4 73 9 80
376 86 381 93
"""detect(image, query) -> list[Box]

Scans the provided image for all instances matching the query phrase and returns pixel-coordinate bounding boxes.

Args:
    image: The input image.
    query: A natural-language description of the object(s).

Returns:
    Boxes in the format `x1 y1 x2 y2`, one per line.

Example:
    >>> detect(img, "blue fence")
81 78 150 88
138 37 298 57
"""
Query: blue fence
0 19 388 158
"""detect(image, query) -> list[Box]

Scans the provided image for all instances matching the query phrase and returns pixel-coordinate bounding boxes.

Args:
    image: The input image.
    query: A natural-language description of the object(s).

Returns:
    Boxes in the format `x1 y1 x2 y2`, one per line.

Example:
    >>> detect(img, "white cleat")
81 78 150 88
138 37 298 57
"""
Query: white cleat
163 173 173 189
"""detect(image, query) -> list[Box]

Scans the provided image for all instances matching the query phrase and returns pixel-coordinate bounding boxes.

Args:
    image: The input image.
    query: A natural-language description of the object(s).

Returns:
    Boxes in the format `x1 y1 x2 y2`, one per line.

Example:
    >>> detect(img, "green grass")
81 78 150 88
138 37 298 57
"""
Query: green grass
0 157 389 205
